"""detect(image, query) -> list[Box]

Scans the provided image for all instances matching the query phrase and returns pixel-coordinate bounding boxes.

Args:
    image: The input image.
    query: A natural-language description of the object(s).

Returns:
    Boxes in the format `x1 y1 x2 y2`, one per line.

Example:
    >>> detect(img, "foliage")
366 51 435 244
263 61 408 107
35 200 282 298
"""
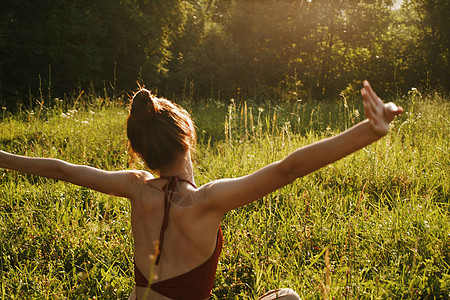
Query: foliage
0 0 188 107
2 0 449 106
400 0 450 90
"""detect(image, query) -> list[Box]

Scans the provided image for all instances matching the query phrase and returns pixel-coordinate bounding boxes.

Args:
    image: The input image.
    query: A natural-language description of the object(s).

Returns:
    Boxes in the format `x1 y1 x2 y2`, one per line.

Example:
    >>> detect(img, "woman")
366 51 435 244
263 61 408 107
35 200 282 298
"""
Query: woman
0 81 402 300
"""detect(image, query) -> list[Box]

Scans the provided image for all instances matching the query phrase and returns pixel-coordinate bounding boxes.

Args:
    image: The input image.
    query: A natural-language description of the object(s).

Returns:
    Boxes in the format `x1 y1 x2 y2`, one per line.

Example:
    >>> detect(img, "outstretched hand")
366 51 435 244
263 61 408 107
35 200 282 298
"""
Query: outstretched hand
361 80 403 136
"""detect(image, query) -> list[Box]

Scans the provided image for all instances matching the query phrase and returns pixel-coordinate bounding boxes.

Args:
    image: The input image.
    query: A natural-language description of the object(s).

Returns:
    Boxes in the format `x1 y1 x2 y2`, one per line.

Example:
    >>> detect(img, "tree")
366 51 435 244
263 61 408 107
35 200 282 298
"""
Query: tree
401 0 450 90
0 0 188 106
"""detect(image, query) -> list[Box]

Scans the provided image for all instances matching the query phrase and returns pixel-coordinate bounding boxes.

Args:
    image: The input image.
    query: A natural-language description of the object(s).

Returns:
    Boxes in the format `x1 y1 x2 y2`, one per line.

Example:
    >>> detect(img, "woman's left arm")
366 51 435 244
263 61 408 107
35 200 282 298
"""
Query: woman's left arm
0 151 149 199
200 81 403 215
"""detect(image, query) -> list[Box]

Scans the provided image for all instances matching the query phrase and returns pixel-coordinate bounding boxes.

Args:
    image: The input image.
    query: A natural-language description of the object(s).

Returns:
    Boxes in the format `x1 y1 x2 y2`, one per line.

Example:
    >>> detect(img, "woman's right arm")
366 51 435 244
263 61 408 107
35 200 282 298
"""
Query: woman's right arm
0 151 151 199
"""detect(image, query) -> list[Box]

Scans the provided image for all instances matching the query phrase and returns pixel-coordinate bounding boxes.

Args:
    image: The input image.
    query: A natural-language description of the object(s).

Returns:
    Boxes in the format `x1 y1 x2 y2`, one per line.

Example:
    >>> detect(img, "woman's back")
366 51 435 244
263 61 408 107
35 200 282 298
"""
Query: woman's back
131 176 222 300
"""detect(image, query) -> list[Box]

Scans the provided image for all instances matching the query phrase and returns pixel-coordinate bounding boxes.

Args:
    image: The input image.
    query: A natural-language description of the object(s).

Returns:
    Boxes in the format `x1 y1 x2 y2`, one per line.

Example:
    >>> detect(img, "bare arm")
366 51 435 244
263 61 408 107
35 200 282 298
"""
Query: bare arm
202 81 403 214
0 151 151 199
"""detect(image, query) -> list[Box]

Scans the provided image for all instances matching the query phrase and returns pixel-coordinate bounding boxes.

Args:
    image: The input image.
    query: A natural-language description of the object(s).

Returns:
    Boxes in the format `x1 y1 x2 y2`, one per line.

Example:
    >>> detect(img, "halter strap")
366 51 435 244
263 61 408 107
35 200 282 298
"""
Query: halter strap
155 176 197 265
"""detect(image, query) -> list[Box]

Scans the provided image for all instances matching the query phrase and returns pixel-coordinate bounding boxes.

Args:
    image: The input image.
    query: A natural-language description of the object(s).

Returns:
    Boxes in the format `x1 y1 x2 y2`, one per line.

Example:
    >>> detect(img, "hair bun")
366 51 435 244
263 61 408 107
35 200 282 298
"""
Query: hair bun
130 89 157 119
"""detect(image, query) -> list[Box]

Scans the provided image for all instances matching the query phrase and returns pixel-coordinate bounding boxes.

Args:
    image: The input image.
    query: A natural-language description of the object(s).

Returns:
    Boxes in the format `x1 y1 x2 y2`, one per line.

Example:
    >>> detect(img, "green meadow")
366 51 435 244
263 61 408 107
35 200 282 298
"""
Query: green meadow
0 90 448 299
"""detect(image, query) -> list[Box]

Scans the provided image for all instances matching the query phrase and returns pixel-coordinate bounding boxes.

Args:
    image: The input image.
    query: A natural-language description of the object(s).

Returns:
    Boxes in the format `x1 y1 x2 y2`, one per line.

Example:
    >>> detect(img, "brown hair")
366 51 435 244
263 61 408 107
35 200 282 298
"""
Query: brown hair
126 89 196 171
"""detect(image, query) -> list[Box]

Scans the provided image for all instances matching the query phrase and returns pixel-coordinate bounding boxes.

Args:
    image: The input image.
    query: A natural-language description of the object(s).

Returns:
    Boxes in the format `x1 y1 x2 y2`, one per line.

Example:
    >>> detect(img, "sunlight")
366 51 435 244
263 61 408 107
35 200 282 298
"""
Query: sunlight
393 0 403 9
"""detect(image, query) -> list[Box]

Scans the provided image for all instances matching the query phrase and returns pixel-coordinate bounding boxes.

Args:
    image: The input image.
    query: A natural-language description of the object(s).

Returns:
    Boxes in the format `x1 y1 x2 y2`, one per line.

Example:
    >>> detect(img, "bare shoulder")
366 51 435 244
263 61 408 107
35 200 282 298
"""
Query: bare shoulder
193 178 238 212
122 170 155 200
194 161 295 214
132 169 155 183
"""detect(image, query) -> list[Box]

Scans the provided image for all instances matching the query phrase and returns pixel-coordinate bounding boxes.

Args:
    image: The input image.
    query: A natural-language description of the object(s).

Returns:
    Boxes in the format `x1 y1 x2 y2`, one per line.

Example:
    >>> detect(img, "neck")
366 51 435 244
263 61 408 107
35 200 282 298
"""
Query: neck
159 151 195 184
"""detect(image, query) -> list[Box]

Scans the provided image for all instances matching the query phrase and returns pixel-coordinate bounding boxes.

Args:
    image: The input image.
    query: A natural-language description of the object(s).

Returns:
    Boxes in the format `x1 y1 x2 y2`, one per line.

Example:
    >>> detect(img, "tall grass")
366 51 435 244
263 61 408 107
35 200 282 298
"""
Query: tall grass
0 89 448 299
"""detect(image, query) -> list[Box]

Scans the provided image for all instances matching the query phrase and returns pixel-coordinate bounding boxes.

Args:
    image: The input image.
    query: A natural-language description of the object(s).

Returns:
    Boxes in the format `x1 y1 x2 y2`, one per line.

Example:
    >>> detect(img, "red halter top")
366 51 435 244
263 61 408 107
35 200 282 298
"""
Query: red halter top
134 176 223 300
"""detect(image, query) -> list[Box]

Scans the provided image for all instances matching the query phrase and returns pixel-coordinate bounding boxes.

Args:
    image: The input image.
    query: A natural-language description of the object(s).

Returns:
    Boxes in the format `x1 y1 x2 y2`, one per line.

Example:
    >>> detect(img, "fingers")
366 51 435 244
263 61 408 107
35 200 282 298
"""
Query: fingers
385 102 404 115
362 81 404 122
363 81 375 101
361 88 374 118
363 81 381 104
362 82 378 116
360 81 404 136
361 82 381 119
395 106 404 115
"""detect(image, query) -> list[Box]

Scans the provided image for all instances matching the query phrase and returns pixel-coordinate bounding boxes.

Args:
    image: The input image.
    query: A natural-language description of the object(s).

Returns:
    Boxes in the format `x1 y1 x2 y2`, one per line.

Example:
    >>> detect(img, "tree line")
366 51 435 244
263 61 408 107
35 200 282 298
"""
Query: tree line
0 0 448 106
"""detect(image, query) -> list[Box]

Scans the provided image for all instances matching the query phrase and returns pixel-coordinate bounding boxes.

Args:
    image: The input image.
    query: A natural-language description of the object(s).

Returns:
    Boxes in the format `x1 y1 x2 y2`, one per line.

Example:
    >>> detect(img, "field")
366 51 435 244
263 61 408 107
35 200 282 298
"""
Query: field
0 90 449 299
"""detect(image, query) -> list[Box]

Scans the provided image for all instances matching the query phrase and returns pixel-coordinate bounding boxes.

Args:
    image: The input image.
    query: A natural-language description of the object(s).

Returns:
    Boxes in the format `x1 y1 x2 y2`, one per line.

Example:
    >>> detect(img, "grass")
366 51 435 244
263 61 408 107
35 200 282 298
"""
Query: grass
0 89 449 299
